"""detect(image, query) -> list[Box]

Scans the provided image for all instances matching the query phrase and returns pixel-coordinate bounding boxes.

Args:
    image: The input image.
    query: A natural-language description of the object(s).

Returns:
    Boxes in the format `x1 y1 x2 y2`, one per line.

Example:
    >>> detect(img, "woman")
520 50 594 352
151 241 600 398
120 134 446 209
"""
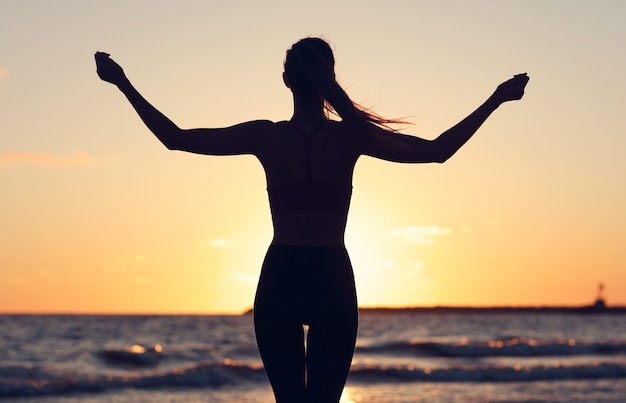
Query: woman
95 37 528 402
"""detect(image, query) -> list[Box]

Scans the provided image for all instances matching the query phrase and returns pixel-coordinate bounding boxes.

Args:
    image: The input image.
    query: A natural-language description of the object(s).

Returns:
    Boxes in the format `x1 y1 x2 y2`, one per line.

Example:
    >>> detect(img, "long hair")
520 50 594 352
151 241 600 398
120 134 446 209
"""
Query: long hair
284 37 405 134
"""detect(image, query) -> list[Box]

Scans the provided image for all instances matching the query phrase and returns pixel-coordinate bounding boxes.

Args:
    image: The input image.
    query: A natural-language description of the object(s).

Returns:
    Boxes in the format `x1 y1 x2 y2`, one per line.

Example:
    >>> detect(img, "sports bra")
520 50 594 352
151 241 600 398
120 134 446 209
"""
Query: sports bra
267 120 352 216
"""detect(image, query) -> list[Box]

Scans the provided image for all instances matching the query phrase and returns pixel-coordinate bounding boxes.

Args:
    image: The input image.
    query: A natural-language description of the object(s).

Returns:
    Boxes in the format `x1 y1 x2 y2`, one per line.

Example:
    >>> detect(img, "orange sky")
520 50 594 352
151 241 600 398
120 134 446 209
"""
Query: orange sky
1 1 625 313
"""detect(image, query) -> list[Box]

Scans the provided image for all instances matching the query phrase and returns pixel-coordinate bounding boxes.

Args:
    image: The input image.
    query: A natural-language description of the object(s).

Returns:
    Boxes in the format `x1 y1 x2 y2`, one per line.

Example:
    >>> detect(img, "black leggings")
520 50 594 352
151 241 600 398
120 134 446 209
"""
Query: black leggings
254 244 358 403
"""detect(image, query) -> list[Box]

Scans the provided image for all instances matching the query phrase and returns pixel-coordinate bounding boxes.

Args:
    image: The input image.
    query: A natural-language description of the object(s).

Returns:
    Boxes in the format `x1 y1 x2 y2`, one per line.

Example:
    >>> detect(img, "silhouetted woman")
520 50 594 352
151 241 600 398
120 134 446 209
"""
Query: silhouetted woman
95 37 528 402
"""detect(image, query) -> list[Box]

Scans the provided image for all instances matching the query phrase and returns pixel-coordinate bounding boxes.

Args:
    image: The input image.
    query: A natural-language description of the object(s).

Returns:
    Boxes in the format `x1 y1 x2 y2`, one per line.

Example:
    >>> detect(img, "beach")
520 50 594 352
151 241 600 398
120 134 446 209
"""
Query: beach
11 380 626 403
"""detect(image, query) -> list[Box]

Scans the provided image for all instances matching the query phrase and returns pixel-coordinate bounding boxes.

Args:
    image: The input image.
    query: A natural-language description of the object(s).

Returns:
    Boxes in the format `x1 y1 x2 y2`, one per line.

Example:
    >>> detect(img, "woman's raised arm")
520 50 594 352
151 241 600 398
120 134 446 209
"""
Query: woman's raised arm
95 52 268 155
361 73 529 163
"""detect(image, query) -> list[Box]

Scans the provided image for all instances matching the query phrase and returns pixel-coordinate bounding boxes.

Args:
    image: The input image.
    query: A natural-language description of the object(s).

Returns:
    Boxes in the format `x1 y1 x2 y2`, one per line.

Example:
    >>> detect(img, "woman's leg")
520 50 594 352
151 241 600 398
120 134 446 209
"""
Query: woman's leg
254 245 307 402
306 314 357 402
255 314 306 402
305 247 358 403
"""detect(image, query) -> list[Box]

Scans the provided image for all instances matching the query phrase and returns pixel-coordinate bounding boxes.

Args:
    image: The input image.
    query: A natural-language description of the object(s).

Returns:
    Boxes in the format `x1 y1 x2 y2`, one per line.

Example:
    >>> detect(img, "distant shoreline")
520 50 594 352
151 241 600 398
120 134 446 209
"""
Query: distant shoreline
3 305 626 316
356 305 626 315
239 305 626 316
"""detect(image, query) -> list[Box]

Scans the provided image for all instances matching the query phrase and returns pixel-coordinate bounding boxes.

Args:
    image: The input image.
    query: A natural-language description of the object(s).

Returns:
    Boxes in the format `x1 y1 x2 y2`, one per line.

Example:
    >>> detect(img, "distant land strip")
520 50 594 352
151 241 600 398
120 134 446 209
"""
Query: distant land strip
239 305 626 316
355 306 626 315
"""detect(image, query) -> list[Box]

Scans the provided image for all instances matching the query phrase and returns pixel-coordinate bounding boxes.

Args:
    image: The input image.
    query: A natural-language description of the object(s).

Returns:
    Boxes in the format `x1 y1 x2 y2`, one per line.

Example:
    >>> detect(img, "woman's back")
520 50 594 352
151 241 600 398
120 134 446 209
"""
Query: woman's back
258 120 360 246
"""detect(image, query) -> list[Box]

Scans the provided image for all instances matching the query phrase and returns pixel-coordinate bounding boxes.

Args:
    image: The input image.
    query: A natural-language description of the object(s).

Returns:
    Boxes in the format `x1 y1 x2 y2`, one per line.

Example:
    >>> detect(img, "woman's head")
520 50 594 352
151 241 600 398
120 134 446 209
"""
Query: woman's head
283 37 335 105
284 37 406 133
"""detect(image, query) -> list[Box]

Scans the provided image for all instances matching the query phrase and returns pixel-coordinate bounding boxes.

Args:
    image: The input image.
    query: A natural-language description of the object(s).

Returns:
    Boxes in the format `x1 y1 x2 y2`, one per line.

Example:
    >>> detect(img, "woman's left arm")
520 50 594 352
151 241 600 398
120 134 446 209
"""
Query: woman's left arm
361 73 530 163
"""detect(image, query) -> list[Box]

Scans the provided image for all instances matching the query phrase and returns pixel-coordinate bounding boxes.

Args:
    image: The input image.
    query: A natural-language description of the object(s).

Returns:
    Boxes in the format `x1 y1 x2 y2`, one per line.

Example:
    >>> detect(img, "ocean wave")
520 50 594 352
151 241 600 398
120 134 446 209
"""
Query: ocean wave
3 359 626 397
348 361 626 383
0 360 265 398
97 344 164 368
357 337 626 358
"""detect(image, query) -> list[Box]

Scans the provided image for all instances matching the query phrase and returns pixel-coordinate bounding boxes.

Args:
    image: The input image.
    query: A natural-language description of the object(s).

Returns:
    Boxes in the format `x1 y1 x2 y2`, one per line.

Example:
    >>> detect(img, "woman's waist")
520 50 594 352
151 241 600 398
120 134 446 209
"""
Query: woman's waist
271 211 348 247
267 180 352 217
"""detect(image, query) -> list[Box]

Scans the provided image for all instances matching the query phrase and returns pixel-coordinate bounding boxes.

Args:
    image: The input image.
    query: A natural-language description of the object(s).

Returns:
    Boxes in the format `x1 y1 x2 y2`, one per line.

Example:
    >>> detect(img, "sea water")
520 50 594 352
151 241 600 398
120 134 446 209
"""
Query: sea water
2 312 626 402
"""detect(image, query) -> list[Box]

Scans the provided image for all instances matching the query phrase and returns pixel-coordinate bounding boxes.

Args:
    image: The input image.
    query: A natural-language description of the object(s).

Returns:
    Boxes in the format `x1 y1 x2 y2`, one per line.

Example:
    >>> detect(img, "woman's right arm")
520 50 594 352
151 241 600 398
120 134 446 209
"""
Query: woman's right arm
95 52 268 155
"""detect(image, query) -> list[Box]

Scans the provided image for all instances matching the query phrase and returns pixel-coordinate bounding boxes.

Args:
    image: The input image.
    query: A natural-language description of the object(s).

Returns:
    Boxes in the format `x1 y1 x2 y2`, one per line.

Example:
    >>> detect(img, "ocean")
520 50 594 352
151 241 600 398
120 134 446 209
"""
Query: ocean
2 311 626 402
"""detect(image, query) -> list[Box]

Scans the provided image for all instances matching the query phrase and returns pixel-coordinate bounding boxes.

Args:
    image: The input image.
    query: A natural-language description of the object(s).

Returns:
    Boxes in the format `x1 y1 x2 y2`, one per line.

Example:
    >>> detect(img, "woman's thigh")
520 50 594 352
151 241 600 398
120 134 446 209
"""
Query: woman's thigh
254 313 306 402
304 246 359 402
306 310 358 402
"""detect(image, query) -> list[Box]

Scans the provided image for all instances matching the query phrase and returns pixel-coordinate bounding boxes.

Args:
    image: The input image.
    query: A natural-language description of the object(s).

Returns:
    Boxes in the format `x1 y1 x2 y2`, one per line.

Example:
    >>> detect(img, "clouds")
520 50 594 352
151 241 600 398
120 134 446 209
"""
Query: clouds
231 270 259 285
206 238 237 248
392 225 453 245
0 151 99 168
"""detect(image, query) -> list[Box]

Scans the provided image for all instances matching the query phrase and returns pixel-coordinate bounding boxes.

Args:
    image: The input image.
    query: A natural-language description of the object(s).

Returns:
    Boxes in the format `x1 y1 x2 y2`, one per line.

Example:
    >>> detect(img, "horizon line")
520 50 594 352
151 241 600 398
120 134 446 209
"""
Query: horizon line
2 303 624 316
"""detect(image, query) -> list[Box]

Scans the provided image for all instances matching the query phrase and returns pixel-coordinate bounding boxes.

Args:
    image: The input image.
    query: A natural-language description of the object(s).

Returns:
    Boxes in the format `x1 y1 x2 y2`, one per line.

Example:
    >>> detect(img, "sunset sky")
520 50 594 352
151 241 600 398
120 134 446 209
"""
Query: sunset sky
1 0 625 314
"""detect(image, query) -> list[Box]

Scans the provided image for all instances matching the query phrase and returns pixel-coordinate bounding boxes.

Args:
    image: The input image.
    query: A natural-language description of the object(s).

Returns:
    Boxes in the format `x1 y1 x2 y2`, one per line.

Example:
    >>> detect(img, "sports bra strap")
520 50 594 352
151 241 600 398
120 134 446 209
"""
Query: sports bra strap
290 120 326 178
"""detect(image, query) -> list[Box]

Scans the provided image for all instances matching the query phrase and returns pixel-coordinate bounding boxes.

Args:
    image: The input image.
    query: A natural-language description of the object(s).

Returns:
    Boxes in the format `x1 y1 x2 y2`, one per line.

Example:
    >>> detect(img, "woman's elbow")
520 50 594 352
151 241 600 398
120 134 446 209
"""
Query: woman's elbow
427 143 452 163
433 153 451 164
164 142 180 151
157 136 180 151
156 129 185 151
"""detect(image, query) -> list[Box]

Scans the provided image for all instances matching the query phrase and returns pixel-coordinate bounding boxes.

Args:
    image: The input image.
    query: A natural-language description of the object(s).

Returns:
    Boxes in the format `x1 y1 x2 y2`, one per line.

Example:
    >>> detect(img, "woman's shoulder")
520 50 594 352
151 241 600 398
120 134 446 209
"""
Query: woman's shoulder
260 118 347 130
236 119 290 138
325 120 363 143
259 119 292 133
255 118 355 139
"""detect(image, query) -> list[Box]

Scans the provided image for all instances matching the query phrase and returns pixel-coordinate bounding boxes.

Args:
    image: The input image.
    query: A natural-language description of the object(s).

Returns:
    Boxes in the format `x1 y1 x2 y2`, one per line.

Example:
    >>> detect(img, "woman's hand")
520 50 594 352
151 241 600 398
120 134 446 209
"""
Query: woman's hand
94 51 128 87
493 73 530 104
